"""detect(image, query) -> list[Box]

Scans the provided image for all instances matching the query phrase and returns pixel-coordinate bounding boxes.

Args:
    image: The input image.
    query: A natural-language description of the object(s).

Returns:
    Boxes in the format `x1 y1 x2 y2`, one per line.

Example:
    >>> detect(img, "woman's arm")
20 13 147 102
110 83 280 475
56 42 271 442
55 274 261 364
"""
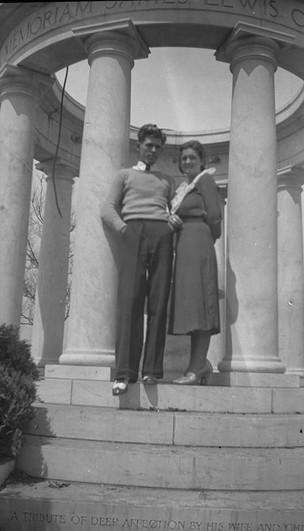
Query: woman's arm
198 174 222 241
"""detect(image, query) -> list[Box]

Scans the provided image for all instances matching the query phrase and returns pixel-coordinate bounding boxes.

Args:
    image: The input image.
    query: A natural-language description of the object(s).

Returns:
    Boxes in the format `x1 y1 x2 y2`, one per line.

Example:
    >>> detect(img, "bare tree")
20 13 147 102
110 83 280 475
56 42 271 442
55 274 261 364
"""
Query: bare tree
21 173 74 325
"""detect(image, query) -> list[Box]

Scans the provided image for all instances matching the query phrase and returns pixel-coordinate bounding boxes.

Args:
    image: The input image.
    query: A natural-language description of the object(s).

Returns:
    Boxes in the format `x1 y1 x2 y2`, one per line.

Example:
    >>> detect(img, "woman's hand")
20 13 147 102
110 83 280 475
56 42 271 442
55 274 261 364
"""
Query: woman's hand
168 214 183 232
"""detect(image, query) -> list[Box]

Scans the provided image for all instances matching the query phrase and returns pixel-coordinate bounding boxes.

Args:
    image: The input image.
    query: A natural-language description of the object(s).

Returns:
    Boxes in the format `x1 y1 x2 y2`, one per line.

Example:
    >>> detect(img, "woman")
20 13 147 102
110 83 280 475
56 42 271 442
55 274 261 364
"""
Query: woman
168 140 222 385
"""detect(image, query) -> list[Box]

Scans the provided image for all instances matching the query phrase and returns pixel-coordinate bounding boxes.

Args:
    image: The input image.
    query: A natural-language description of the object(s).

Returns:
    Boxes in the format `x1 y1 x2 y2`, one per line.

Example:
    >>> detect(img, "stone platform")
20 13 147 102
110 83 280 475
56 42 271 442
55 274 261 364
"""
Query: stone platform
1 365 304 530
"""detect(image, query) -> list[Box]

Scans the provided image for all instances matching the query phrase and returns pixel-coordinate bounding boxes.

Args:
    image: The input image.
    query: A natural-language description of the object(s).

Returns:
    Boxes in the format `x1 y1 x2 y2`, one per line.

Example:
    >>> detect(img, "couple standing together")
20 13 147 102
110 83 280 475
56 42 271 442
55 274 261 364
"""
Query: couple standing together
101 124 222 396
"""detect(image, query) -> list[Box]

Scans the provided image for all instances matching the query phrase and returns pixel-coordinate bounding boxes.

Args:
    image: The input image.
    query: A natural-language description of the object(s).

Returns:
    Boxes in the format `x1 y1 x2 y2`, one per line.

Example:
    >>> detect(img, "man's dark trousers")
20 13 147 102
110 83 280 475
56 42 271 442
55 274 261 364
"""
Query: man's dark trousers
115 219 173 381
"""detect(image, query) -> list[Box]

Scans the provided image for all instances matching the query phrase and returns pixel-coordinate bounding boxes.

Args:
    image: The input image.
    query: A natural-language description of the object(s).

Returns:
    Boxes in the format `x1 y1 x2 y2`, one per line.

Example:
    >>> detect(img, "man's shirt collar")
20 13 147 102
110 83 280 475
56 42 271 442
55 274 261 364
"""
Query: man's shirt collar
133 161 150 171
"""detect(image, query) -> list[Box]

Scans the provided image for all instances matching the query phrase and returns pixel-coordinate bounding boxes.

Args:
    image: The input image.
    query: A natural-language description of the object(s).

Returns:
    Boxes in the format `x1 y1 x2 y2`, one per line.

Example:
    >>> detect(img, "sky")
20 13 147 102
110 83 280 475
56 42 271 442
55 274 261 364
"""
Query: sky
57 47 303 133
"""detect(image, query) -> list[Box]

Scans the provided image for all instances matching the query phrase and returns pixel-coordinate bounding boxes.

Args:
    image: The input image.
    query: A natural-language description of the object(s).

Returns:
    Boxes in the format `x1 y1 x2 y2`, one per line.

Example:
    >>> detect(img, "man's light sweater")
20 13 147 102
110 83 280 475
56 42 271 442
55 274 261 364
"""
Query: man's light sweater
101 167 176 234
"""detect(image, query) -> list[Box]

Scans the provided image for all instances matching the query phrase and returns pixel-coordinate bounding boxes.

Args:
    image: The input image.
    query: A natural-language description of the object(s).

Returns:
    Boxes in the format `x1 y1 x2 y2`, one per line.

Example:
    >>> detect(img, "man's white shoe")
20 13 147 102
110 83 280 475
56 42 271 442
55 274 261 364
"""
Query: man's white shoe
112 379 128 396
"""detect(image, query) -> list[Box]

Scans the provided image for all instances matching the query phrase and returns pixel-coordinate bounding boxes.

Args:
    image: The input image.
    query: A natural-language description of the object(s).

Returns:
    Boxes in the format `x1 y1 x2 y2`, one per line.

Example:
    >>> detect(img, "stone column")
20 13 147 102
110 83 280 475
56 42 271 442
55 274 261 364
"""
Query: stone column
217 36 285 373
277 168 304 375
31 160 76 367
0 65 52 326
208 183 227 370
60 23 149 365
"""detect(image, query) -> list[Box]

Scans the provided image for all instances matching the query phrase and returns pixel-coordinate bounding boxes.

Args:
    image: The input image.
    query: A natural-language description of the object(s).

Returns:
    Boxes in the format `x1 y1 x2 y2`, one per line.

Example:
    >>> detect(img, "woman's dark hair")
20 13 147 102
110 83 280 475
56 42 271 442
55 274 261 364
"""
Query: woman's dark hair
137 123 167 145
179 140 206 173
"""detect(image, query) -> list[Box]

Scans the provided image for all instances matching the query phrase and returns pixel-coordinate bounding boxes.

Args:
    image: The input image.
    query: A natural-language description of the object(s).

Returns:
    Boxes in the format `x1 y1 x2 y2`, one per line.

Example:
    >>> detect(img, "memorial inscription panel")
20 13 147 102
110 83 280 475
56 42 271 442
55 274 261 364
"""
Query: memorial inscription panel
3 507 304 531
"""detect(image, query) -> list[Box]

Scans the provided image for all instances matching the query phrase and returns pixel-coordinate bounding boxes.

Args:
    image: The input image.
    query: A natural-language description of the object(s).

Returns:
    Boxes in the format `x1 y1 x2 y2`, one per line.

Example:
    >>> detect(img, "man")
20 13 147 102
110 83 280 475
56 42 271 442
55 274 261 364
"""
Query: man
101 124 181 396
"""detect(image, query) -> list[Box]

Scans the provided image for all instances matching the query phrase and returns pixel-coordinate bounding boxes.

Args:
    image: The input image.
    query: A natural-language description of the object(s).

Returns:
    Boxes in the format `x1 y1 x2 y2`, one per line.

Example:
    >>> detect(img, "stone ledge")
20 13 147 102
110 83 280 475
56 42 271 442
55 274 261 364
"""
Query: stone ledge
43 366 301 387
44 364 112 381
36 379 304 413
37 379 72 405
70 381 273 413
28 404 175 445
211 372 300 387
16 436 304 491
25 404 304 448
272 388 304 413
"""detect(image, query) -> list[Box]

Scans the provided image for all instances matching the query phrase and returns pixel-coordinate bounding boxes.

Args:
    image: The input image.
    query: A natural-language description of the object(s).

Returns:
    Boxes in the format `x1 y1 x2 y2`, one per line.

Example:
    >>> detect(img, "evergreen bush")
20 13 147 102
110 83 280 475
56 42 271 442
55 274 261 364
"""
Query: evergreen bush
0 324 39 457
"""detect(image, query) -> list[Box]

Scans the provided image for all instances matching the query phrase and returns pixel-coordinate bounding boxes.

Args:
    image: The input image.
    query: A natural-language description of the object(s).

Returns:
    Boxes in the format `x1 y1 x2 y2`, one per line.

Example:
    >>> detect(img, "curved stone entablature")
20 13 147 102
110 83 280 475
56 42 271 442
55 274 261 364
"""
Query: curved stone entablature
0 1 304 77
34 77 304 178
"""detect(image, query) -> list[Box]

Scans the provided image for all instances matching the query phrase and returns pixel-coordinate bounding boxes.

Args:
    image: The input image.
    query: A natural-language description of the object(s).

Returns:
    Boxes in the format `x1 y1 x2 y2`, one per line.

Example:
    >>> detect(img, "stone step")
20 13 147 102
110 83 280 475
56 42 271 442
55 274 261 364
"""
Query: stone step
37 379 304 413
2 480 304 531
28 403 304 448
17 435 304 490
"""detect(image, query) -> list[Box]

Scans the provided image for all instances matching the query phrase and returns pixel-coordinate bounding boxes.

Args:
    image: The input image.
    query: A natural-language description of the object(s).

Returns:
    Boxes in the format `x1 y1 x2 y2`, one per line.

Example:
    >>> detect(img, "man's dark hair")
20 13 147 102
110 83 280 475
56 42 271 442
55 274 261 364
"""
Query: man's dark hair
137 123 167 145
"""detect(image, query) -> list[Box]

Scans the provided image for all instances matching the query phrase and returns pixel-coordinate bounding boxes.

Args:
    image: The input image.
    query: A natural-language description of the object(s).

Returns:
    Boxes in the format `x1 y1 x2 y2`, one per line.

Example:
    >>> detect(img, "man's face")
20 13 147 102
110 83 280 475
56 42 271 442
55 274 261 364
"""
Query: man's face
137 136 163 167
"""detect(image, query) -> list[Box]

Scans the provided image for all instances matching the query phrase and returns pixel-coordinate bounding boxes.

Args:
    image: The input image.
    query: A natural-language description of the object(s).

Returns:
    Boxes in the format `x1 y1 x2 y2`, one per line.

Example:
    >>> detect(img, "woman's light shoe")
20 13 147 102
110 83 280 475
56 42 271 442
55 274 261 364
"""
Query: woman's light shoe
112 379 128 396
142 375 157 384
173 372 202 385
173 364 212 386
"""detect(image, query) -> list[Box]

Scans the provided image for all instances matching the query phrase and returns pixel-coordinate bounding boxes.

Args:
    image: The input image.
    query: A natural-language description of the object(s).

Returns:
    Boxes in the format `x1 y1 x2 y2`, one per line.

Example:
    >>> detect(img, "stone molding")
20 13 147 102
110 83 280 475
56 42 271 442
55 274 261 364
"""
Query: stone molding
1 2 304 73
216 21 296 64
73 18 150 65
277 165 304 190
0 63 53 100
227 38 280 73
36 159 77 183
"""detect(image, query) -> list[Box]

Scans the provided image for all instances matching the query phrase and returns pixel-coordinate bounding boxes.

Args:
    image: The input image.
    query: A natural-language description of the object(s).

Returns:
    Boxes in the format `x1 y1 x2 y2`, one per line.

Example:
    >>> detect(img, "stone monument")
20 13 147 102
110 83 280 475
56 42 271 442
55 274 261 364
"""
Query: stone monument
1 1 304 529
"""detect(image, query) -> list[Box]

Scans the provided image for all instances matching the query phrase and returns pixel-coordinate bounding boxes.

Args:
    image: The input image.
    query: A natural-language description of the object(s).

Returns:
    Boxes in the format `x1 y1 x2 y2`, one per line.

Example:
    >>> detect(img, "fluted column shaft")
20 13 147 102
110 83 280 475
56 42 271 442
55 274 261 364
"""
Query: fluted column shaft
0 66 51 325
31 161 75 367
60 29 149 365
219 37 284 373
277 170 304 374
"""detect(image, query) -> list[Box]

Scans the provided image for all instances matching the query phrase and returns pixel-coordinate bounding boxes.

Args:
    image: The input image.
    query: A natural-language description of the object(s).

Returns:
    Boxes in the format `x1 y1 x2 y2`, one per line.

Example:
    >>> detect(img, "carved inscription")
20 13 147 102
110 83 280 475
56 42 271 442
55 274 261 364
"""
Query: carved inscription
1 0 304 65
9 512 304 530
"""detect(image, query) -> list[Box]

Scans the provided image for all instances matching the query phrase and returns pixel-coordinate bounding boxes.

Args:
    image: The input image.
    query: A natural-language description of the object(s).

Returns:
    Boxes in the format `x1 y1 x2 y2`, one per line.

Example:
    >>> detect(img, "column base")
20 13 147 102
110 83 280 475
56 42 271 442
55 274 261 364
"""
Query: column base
218 357 286 374
59 348 115 367
33 356 61 368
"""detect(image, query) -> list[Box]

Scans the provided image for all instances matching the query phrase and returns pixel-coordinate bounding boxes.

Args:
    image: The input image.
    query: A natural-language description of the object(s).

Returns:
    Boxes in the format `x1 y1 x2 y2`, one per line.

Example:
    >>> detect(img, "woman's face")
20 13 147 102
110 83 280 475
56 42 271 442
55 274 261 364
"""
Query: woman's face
180 148 202 179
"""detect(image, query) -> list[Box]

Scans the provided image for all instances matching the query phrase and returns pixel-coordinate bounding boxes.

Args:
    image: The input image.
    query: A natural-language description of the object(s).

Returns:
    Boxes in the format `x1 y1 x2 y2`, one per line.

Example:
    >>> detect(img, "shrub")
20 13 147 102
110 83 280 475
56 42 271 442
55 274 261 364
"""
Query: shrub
0 324 39 457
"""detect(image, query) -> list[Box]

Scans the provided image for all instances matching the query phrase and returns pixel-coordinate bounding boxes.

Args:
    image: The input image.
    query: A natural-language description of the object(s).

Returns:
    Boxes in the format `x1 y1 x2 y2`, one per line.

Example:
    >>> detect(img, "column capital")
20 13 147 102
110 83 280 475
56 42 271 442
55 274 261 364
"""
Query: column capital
215 21 295 70
277 165 304 190
36 159 77 183
0 64 54 100
73 18 150 67
223 37 279 73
